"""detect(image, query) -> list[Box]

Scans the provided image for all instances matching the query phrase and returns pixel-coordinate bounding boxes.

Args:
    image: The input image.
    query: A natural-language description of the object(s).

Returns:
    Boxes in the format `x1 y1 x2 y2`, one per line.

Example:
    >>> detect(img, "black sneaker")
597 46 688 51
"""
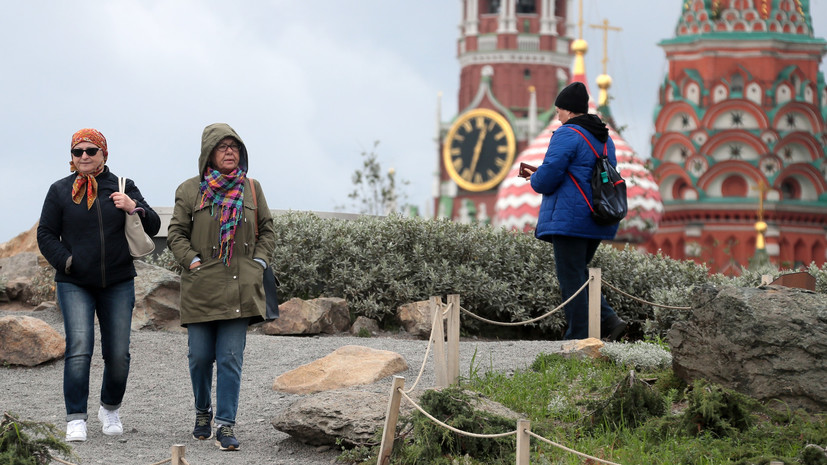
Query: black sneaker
215 425 240 451
604 317 627 342
192 409 213 440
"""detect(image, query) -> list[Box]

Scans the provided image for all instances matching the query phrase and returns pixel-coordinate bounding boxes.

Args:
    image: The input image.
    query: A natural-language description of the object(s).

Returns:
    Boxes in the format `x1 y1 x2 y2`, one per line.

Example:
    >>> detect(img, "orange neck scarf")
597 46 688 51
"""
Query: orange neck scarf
71 164 105 209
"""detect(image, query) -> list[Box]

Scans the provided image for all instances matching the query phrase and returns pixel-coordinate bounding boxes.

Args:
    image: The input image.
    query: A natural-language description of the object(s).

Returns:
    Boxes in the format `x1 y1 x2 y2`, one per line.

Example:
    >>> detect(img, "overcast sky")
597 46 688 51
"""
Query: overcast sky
1 0 825 243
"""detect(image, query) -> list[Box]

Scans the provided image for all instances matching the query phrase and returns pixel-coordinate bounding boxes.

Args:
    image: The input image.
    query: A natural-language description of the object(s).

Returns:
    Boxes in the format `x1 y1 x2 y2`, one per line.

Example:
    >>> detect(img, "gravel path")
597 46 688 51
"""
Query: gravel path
0 306 566 465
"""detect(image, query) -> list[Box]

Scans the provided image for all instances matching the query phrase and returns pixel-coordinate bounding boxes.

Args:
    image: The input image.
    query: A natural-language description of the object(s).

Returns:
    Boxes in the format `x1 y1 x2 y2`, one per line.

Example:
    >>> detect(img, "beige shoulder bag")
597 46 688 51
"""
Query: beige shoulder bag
118 177 155 258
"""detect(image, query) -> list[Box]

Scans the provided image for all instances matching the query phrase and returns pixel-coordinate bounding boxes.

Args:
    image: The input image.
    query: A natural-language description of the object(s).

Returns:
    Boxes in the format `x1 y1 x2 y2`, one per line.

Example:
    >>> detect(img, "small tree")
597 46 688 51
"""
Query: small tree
340 141 409 215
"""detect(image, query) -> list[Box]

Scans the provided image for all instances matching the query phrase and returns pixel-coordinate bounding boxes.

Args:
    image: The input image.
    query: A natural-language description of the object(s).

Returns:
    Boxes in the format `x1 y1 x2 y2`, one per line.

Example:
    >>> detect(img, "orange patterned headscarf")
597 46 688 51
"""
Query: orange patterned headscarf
70 128 108 209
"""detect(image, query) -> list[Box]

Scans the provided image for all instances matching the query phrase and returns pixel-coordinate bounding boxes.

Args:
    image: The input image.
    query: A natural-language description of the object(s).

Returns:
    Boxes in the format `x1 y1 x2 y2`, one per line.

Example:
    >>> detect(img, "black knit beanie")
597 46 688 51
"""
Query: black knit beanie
554 82 589 114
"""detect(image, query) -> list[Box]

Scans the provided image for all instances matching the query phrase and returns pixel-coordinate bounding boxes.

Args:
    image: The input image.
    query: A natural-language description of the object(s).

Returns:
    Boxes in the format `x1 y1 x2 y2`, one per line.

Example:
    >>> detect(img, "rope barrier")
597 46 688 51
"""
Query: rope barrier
398 389 517 439
395 388 625 464
404 311 438 393
457 277 591 326
602 280 691 310
526 430 623 465
51 458 75 465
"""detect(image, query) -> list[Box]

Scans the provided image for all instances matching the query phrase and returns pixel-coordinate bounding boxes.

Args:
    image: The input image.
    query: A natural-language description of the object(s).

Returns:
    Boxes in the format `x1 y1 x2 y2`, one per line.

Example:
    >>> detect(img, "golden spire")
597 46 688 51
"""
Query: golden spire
753 180 769 250
589 19 621 106
571 0 588 78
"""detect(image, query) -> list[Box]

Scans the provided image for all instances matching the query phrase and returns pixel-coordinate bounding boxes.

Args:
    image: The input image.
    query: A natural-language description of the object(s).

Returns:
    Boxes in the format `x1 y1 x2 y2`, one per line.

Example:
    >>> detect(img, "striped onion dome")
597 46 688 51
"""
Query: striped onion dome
494 104 663 243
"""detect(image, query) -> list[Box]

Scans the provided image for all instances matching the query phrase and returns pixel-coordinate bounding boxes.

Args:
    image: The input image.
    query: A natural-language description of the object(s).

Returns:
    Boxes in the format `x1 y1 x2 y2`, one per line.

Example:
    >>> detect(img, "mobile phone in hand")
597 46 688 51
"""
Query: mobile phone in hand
518 162 537 178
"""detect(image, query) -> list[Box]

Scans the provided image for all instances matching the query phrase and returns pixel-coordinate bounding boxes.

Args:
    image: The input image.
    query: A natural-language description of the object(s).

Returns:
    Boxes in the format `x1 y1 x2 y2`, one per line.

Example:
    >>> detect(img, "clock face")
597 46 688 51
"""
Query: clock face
443 108 516 192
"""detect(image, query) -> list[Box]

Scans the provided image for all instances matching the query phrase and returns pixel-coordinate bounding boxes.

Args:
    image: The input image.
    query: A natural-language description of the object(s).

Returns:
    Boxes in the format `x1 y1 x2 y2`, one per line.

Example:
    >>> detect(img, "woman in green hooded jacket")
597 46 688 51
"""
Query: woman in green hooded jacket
167 123 275 451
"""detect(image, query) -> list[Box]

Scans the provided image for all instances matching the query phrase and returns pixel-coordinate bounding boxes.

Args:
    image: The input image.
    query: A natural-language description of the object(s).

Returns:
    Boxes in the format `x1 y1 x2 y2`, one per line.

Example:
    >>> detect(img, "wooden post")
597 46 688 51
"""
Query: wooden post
377 376 406 465
446 294 461 385
515 419 531 465
431 296 448 387
170 444 186 465
588 268 601 339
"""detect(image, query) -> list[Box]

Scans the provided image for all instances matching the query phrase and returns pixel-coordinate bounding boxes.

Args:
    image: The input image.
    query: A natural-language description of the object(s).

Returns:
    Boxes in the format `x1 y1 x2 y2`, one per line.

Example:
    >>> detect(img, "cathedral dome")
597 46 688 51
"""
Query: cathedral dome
676 0 814 37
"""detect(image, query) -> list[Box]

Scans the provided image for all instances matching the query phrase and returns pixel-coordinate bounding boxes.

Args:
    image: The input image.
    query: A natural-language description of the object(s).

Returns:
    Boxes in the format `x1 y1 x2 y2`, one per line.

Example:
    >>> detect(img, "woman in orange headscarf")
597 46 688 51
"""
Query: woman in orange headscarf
37 128 160 442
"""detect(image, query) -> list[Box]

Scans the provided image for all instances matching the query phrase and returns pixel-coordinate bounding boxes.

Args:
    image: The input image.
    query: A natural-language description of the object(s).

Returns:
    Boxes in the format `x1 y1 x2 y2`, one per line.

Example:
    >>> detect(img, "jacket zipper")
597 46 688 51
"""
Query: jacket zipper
96 198 106 287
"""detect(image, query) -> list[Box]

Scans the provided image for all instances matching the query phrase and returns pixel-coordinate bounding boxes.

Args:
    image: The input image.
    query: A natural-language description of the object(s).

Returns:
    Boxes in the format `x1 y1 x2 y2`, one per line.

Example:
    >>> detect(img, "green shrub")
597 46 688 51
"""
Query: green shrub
391 387 516 465
682 379 756 437
588 371 667 430
600 341 672 371
0 412 76 465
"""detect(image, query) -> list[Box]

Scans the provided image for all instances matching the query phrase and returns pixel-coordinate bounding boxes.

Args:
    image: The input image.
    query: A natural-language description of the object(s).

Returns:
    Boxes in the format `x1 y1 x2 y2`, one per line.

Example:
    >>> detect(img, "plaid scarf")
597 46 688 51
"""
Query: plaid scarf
199 167 246 265
71 164 105 210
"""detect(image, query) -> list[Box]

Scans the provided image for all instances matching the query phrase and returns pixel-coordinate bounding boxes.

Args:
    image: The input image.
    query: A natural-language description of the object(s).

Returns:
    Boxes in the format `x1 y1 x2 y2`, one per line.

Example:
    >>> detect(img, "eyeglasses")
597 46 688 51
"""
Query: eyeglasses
71 147 102 157
216 143 240 153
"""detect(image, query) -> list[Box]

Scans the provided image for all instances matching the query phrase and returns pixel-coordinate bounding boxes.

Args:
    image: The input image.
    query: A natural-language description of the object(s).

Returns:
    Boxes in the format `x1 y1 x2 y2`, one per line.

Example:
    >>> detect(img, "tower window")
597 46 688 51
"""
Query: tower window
516 0 536 13
485 0 501 14
524 69 531 80
781 178 800 200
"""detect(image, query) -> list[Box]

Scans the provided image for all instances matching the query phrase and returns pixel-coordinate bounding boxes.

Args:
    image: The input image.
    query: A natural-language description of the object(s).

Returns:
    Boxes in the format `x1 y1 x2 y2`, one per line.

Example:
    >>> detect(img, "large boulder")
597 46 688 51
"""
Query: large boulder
132 260 182 331
669 284 827 413
273 345 408 394
0 315 65 366
0 223 39 259
0 252 48 306
272 388 521 447
272 389 416 446
397 300 444 339
260 297 350 335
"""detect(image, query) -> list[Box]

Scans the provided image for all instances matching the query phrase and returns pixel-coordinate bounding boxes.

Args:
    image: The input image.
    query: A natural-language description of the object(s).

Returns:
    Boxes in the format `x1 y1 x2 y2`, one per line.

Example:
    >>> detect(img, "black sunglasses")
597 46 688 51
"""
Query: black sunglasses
71 147 102 157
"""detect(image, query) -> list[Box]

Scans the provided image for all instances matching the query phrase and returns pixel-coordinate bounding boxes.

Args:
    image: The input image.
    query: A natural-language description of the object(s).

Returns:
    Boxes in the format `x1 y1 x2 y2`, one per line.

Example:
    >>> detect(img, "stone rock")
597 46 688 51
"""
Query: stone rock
0 252 43 280
272 389 416 446
132 261 183 331
5 278 35 303
0 223 39 259
260 297 350 335
669 284 827 413
397 300 444 339
560 337 606 360
350 316 379 336
0 315 65 366
273 345 408 394
272 387 522 447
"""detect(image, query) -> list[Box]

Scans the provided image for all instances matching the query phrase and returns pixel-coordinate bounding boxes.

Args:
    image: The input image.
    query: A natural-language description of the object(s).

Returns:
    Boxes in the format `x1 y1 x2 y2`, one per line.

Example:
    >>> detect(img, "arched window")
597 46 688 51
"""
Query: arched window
731 73 744 94
780 178 800 200
721 175 748 197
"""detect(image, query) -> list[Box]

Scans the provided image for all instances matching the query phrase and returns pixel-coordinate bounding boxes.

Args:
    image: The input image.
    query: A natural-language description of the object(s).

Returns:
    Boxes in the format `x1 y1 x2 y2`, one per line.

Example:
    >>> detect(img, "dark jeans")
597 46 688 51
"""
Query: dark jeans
187 318 250 426
551 235 618 340
57 280 135 421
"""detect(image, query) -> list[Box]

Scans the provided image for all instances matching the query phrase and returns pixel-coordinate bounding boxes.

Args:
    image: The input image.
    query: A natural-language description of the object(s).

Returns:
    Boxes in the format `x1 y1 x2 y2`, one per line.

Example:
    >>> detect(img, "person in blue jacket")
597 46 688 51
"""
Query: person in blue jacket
37 128 160 442
527 82 627 341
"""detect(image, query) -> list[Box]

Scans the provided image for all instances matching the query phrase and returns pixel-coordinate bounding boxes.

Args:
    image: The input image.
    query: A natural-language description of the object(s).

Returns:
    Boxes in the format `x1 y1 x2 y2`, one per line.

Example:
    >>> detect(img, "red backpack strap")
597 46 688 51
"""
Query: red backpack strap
564 126 607 214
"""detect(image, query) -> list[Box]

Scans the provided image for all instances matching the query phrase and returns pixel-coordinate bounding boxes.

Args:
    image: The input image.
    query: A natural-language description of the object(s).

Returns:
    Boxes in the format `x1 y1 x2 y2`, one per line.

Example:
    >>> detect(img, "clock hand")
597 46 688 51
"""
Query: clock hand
469 125 487 178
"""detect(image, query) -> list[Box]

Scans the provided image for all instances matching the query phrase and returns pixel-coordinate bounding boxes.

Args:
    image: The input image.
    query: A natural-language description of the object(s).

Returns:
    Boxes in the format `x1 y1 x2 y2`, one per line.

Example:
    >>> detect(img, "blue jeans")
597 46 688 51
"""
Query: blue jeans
551 235 619 340
57 280 135 422
187 318 250 426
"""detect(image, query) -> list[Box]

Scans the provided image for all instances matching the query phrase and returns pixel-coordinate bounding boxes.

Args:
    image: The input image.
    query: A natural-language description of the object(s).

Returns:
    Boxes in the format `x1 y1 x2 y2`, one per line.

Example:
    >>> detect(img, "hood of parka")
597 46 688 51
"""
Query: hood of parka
199 123 248 177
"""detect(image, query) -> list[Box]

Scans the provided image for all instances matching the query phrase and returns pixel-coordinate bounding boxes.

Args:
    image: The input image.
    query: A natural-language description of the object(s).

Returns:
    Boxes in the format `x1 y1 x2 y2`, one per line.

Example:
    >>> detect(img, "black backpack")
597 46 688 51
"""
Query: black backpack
566 127 628 226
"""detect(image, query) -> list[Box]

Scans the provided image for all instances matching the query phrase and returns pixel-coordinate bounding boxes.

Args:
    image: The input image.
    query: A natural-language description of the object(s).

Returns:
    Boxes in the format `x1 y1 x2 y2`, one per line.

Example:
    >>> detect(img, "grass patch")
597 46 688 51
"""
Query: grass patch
338 343 827 464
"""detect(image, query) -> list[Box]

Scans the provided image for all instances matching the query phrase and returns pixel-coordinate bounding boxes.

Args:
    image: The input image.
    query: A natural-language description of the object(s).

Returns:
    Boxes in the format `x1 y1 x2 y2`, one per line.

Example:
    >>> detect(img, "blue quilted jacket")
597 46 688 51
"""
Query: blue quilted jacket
530 121 620 241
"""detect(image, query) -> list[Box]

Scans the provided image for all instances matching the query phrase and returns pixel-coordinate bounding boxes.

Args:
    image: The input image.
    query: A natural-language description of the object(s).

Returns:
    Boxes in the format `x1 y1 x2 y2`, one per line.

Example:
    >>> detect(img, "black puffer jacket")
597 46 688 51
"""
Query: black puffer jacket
37 167 161 288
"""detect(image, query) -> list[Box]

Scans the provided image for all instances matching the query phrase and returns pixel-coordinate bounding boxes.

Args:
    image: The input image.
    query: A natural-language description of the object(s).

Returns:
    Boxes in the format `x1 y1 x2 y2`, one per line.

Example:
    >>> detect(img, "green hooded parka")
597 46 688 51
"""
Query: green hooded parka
167 123 276 325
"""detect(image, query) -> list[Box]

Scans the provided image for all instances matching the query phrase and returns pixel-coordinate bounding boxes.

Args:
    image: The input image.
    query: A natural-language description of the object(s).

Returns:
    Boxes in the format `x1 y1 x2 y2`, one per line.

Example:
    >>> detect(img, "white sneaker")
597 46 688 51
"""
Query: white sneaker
98 406 124 436
66 419 87 442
